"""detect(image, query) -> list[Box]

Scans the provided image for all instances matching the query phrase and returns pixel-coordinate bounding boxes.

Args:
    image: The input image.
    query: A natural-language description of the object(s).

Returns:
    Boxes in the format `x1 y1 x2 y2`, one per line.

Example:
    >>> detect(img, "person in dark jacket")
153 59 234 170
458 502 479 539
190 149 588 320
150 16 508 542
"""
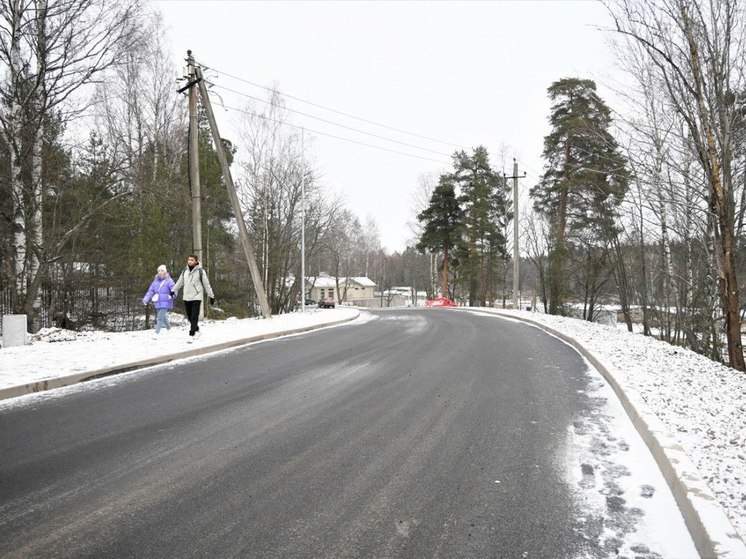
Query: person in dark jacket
172 255 215 342
142 265 176 336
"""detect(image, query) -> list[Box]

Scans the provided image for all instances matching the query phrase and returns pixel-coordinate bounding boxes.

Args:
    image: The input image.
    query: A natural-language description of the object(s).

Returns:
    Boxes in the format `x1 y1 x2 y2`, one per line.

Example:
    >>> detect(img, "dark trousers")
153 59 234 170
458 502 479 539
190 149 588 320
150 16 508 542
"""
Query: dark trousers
184 300 201 336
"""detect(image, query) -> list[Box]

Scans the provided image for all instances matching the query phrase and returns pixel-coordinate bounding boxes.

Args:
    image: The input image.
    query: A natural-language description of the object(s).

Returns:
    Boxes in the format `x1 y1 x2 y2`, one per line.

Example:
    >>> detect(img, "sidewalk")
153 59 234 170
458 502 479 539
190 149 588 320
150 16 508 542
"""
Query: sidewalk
0 307 360 401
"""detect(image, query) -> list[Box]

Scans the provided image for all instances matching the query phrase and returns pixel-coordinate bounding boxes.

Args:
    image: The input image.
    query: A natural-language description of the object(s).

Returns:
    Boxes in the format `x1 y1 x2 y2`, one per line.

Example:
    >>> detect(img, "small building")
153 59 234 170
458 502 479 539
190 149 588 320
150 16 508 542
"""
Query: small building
305 275 376 304
380 287 428 307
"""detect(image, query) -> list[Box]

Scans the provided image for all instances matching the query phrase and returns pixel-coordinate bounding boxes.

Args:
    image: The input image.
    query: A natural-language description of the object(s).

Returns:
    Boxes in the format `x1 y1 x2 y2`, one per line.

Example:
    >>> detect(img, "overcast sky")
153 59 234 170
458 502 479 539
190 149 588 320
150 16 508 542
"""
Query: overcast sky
153 0 618 252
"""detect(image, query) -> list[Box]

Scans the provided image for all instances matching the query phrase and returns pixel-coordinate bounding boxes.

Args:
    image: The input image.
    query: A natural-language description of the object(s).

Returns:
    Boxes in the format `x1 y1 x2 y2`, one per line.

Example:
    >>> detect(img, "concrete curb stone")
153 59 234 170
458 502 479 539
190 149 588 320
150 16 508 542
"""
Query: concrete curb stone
0 310 360 402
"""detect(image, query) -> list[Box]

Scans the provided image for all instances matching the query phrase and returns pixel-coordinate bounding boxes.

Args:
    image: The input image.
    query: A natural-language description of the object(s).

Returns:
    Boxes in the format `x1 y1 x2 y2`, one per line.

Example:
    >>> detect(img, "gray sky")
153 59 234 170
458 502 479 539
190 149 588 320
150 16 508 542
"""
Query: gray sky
153 0 617 252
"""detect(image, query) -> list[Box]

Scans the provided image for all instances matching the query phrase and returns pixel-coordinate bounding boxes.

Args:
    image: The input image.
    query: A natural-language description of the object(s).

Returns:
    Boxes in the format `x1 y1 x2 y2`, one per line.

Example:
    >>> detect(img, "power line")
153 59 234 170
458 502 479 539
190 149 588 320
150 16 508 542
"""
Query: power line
218 101 452 165
516 158 542 179
208 82 454 158
196 59 466 150
194 59 543 173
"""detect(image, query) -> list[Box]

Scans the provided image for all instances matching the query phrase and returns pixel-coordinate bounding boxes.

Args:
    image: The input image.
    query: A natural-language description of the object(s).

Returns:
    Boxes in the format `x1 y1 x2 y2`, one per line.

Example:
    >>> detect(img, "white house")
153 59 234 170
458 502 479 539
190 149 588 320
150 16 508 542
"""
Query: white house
305 275 376 304
383 287 428 307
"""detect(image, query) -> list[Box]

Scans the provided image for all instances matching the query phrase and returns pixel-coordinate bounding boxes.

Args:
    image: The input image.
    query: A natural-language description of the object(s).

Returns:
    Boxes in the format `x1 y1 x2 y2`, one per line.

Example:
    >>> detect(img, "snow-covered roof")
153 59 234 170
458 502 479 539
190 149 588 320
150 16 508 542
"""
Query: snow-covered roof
306 276 375 288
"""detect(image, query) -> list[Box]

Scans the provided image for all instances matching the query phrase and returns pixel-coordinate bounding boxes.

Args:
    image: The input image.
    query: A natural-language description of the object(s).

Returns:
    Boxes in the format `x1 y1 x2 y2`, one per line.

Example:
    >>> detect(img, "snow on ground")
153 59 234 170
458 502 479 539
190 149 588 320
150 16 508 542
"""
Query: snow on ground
490 308 746 543
0 305 744 545
563 371 698 558
0 307 360 391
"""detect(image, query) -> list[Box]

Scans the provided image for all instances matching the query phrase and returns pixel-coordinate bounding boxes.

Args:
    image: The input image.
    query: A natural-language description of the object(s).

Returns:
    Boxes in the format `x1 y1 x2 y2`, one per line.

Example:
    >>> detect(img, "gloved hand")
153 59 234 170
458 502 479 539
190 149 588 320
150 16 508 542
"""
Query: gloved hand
210 297 215 305
170 291 176 298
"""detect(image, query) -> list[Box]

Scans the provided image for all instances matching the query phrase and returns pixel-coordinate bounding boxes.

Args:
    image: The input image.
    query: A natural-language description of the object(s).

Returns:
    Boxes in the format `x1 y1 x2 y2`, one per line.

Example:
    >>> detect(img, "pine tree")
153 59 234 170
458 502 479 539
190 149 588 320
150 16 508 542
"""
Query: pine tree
530 78 628 315
416 176 463 299
451 146 511 306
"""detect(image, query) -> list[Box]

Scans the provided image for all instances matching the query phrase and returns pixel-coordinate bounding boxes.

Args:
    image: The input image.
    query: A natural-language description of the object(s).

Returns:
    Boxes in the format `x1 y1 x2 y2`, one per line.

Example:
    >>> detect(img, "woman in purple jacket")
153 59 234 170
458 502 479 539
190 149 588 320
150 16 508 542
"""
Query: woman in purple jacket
142 265 176 336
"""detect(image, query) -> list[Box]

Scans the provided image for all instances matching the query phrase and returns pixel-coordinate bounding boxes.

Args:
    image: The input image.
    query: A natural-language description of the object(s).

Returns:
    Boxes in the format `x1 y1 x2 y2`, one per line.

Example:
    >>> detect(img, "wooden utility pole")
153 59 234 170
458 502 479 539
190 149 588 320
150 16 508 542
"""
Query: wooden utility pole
193 64 271 318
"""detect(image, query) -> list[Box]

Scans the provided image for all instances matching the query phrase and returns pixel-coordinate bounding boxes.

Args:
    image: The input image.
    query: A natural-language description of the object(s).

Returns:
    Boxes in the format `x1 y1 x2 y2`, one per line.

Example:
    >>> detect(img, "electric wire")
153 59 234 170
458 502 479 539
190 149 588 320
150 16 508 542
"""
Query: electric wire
195 59 539 178
208 82 454 158
219 101 452 165
196 59 466 150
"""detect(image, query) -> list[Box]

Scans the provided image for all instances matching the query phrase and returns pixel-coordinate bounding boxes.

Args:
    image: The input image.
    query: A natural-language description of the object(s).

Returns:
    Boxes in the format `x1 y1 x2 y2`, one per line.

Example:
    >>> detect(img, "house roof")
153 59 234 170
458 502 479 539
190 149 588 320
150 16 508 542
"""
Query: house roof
350 277 376 288
306 276 376 288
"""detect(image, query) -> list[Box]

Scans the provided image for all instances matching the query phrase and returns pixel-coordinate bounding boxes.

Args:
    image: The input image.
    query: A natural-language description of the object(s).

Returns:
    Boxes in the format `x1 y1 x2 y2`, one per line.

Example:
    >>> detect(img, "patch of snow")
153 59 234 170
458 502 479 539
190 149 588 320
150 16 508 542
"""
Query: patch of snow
561 372 698 557
492 309 746 542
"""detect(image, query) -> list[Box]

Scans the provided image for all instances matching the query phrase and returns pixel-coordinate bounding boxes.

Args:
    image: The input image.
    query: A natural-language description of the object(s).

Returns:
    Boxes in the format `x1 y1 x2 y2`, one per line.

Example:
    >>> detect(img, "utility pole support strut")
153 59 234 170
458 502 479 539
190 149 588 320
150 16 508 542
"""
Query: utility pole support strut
192 60 272 318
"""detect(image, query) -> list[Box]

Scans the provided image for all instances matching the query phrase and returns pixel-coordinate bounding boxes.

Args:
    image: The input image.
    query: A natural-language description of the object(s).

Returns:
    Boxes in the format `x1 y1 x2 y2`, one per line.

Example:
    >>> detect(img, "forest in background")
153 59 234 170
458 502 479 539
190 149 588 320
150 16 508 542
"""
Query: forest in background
3 0 746 370
411 0 746 370
0 1 428 334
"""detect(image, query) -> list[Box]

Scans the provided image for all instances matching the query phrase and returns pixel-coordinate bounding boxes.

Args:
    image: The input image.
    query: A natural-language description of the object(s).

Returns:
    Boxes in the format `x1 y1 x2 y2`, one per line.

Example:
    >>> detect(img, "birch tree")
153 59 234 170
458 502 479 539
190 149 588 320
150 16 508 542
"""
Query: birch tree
237 89 337 313
0 0 143 327
607 0 746 370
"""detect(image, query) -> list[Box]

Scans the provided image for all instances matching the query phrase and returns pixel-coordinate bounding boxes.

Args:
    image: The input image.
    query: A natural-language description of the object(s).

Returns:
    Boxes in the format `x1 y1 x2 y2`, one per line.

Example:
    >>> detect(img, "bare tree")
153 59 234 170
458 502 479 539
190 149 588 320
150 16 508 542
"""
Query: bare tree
408 172 439 297
94 12 185 191
522 206 550 312
611 18 730 352
0 0 144 328
357 215 381 279
84 13 187 326
322 209 362 303
407 172 438 240
236 89 338 313
607 0 746 369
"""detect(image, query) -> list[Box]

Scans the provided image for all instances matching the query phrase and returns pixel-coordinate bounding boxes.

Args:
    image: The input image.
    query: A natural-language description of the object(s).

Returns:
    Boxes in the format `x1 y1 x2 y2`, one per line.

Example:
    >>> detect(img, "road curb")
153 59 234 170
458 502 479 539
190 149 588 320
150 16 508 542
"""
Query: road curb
0 310 360 402
482 309 746 559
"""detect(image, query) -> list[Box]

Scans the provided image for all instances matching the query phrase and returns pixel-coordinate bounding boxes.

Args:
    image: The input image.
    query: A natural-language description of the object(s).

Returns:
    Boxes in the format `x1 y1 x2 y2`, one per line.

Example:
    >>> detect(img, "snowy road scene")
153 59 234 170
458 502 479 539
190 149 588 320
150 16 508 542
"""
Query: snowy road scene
4 2 746 556
2 308 736 557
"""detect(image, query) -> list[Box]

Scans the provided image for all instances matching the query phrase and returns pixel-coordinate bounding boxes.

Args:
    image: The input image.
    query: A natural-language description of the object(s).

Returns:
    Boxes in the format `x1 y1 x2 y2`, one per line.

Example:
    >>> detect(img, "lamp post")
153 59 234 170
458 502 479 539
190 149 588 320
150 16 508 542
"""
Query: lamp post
301 128 306 312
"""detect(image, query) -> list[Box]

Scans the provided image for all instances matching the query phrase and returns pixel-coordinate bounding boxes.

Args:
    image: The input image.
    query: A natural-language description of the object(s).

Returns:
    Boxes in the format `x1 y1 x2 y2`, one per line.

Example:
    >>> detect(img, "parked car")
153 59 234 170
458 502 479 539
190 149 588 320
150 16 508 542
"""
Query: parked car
304 298 316 306
424 297 457 308
318 296 336 308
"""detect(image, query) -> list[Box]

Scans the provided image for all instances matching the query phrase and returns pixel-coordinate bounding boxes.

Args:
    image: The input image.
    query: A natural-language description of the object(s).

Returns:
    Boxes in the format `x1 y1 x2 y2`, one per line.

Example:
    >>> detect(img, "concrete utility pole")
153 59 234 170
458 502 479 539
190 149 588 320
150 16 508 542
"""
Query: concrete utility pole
178 51 205 319
185 51 202 265
506 159 526 310
193 63 272 319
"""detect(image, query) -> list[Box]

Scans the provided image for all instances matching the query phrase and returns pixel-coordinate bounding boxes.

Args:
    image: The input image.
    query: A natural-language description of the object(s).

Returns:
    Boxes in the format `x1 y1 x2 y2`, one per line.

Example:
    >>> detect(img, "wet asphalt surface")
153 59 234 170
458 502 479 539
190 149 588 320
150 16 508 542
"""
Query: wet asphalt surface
0 308 690 557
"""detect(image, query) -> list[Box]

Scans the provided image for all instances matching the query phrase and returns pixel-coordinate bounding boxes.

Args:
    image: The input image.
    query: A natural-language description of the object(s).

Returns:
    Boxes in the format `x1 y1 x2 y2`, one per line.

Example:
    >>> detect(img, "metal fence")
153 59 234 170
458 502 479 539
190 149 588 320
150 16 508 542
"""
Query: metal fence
0 275 148 337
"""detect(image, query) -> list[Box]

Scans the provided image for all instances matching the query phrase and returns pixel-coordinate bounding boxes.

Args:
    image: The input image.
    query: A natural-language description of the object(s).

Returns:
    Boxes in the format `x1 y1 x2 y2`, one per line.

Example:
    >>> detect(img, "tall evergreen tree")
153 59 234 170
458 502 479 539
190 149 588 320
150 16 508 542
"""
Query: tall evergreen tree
451 146 511 306
530 78 628 315
416 176 463 298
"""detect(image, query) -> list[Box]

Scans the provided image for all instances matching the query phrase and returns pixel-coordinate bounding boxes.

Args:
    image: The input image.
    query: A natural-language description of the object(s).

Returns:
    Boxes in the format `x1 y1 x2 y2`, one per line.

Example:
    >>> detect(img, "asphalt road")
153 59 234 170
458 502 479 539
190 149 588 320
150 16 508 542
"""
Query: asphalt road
0 309 684 557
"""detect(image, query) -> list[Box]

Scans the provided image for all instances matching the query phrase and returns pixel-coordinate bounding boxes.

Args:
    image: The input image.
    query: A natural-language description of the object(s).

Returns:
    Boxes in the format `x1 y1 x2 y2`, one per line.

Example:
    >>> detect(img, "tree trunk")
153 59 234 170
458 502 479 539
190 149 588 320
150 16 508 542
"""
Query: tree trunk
26 114 44 330
637 199 651 337
548 139 571 315
657 167 676 343
549 184 568 315
8 0 26 312
442 246 449 299
612 233 633 332
683 11 745 370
